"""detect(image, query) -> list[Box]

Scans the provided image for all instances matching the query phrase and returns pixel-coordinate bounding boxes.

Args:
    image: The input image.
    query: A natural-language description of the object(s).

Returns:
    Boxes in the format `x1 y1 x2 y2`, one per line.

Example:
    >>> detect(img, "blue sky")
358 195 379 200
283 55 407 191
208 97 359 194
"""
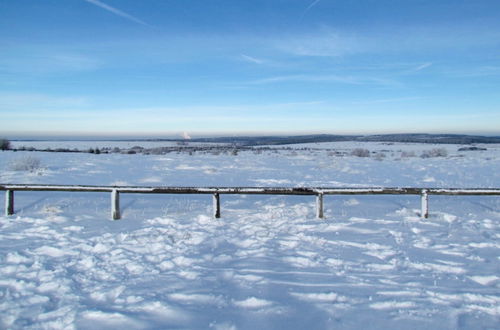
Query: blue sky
1 0 499 137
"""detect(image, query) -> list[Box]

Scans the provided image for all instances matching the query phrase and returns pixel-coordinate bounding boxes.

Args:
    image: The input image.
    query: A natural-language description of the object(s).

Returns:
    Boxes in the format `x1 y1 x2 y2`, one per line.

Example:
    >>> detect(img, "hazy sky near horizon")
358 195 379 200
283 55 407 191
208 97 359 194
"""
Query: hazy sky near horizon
1 0 500 137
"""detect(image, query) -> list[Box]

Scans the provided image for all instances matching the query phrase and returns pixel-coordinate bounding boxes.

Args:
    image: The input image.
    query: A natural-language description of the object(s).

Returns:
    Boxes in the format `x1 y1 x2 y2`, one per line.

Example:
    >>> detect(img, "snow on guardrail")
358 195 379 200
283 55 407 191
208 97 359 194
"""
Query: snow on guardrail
2 184 500 220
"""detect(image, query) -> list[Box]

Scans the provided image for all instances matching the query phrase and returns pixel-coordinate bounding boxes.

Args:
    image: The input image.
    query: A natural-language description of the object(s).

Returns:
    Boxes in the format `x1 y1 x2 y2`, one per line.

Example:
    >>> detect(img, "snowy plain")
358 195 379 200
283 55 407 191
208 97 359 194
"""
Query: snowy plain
0 142 499 329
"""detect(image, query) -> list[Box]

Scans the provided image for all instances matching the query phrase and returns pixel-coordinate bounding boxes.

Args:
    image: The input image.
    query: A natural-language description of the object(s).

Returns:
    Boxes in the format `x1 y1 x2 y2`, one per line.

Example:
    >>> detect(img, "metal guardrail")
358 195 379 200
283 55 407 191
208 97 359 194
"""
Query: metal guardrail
2 184 500 220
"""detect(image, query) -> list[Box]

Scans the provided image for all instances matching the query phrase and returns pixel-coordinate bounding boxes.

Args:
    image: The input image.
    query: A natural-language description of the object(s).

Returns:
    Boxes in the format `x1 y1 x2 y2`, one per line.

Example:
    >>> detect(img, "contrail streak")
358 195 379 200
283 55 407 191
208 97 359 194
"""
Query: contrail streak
301 0 322 20
83 0 150 26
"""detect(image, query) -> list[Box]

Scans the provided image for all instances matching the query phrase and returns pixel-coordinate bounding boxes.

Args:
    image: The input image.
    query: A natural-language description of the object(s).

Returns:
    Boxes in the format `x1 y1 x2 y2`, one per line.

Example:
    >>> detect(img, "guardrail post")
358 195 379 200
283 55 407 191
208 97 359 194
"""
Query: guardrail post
213 193 221 218
111 189 121 220
5 190 14 216
421 189 429 219
316 193 324 219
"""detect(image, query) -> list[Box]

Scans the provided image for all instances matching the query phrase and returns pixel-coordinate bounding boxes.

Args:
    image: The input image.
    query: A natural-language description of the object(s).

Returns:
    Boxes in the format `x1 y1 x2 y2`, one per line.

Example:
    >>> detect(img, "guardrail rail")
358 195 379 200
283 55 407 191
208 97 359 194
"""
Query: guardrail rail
2 184 500 220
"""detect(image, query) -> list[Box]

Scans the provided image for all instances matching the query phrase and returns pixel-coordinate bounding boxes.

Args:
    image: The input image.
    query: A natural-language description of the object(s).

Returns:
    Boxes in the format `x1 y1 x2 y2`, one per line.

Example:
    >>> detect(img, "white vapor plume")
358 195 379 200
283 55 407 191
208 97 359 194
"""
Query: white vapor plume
83 0 150 26
182 132 191 140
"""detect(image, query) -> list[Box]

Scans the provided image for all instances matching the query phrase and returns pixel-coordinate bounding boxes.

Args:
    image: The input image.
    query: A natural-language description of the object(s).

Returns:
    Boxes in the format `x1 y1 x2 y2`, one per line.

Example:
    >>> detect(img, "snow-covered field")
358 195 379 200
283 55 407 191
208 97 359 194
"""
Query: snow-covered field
0 142 499 329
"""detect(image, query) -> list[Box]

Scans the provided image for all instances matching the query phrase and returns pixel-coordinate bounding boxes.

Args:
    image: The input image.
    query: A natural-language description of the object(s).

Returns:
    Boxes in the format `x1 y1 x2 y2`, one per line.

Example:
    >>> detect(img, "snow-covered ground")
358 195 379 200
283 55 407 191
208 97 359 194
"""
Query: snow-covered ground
0 142 499 329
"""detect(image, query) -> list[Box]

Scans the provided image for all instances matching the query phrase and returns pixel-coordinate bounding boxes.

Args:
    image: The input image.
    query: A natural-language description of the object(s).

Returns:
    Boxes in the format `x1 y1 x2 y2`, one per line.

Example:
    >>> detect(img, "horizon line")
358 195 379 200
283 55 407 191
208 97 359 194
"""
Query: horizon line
4 132 500 141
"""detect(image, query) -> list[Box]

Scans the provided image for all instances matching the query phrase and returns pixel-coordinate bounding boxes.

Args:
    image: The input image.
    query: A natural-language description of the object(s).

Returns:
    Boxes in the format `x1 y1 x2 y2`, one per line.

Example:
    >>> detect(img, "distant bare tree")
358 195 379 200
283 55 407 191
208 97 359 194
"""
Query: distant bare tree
351 148 370 157
8 156 42 172
0 138 11 150
401 151 416 158
421 148 448 158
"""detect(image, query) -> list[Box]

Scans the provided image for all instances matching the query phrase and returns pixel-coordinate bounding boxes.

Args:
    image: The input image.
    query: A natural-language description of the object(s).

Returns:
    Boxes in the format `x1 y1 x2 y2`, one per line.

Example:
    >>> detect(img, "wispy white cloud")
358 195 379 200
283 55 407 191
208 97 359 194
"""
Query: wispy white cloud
48 54 102 71
276 23 500 58
351 96 422 105
0 52 101 74
245 74 400 87
399 62 433 75
413 62 433 72
83 0 150 27
240 54 265 64
128 101 327 116
277 31 357 57
0 92 88 110
301 0 322 20
446 66 500 78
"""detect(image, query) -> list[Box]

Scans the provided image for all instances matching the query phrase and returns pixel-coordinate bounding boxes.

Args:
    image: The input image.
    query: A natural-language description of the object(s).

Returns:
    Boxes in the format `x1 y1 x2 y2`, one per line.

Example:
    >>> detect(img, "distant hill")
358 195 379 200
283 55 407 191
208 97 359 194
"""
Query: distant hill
356 134 500 144
13 133 499 147
188 134 356 146
184 133 500 146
